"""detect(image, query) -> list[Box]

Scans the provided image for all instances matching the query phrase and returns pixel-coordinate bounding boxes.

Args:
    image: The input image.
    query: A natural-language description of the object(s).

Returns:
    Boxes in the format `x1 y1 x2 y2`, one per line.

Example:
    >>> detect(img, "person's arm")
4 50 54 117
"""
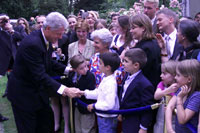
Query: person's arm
22 40 80 98
165 96 176 133
84 88 98 100
198 113 200 133
154 83 178 100
176 85 196 124
140 85 155 131
156 33 169 63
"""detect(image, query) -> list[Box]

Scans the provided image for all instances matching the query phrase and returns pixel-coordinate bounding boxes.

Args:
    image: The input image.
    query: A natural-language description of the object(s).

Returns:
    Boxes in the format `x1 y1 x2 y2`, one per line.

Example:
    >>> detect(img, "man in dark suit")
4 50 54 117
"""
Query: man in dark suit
0 14 16 76
7 12 81 133
119 49 155 133
0 14 17 122
0 25 11 121
0 14 28 98
156 9 183 59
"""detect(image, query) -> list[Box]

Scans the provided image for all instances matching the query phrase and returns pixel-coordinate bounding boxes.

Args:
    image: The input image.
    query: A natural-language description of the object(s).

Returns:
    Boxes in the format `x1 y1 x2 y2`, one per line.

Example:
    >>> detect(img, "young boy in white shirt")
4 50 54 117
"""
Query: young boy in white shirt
81 52 120 133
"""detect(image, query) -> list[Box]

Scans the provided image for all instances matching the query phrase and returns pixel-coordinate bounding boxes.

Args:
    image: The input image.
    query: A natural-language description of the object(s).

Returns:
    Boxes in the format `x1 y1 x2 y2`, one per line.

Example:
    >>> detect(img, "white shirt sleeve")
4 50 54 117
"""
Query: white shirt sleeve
84 88 98 100
57 84 66 94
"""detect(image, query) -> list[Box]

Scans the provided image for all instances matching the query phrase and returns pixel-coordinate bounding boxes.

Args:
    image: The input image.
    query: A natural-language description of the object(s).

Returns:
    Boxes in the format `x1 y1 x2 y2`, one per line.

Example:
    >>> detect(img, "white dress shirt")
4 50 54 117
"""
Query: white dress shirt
164 29 177 58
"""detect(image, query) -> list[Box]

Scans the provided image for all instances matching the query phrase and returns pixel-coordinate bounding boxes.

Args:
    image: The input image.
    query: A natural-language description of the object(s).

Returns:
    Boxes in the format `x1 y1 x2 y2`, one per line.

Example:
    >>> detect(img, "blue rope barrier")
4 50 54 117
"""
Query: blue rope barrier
74 98 159 115
186 123 197 133
52 75 67 80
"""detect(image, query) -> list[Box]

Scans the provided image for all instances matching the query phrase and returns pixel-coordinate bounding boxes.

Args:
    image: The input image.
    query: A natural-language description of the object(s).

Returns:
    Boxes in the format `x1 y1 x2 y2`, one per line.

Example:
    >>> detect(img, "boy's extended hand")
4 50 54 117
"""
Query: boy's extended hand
76 90 85 96
87 104 94 112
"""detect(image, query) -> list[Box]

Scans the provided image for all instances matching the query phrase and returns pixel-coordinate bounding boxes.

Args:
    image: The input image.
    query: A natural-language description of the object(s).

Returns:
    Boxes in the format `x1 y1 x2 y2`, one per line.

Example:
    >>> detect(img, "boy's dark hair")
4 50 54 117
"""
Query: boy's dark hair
99 52 120 73
125 48 147 69
70 54 85 69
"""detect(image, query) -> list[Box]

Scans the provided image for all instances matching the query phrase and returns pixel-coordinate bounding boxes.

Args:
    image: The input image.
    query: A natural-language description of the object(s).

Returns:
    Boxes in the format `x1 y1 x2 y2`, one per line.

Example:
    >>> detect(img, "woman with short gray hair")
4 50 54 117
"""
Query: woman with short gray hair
91 28 113 52
90 28 125 87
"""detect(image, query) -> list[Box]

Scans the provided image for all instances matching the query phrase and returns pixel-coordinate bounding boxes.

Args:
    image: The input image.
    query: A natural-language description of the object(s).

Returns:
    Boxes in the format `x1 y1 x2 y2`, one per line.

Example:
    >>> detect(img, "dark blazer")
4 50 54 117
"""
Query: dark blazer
11 25 28 60
65 70 96 114
7 30 66 111
58 34 69 65
119 72 155 133
175 43 200 61
152 19 159 34
134 39 161 88
0 30 13 75
170 40 183 60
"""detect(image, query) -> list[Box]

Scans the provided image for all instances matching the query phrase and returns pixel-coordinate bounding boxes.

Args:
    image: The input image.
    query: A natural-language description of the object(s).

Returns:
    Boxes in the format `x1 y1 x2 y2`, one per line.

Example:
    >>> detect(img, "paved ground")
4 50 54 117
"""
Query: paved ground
0 122 4 133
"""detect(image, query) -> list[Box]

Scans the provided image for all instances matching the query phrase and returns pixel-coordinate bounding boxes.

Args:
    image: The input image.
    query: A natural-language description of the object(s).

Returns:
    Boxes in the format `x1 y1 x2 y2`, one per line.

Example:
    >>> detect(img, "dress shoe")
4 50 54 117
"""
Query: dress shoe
0 116 9 122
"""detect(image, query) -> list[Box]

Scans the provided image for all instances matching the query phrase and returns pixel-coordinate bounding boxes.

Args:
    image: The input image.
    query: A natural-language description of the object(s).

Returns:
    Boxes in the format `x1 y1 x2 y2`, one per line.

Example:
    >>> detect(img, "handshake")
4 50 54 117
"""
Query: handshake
62 87 85 98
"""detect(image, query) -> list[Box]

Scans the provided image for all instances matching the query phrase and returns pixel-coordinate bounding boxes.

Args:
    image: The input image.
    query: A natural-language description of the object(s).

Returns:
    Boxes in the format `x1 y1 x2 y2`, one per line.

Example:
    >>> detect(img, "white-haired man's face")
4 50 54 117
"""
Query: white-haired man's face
45 26 65 44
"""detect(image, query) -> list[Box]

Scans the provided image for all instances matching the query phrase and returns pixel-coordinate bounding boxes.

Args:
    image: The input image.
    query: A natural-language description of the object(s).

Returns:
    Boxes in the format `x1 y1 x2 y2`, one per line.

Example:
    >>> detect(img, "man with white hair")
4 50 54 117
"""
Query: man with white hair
144 0 159 33
7 12 81 133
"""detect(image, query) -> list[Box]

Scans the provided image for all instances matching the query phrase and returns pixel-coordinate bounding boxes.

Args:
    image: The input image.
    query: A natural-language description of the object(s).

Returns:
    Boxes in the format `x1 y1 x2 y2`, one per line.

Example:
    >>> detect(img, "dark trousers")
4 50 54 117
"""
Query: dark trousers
11 104 54 133
122 115 140 133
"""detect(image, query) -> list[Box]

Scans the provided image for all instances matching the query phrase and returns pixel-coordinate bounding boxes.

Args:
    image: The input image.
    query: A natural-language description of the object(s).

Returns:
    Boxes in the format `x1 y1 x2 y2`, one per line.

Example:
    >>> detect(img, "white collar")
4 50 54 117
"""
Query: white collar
164 29 177 41
41 28 49 45
128 70 141 80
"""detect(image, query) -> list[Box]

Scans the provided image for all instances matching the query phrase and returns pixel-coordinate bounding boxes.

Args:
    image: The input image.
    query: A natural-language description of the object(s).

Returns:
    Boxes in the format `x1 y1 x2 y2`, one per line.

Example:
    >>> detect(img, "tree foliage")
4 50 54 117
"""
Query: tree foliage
73 0 106 15
0 0 176 20
0 0 69 19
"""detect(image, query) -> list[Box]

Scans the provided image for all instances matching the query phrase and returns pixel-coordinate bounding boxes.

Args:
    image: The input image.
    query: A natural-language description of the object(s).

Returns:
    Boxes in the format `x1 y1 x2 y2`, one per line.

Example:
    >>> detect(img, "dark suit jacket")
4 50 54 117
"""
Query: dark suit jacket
135 39 161 88
64 71 96 114
119 72 155 133
58 34 69 65
0 30 13 75
170 40 183 60
152 19 159 34
7 30 66 111
11 25 28 60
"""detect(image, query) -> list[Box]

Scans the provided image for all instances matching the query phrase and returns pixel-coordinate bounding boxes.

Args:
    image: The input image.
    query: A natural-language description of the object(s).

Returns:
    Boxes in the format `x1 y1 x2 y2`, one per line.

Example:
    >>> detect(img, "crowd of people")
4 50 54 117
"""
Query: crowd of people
1 0 200 133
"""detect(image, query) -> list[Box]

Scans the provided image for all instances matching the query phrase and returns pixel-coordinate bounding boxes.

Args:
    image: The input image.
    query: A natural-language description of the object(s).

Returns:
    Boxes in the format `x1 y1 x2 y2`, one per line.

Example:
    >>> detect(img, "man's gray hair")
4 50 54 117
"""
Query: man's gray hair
91 28 113 48
43 12 68 30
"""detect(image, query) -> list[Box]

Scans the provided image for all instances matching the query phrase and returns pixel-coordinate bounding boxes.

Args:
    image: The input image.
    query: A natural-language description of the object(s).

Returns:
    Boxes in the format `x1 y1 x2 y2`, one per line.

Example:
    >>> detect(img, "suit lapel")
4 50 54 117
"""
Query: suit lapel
171 40 183 60
121 72 142 104
121 78 137 104
38 30 52 72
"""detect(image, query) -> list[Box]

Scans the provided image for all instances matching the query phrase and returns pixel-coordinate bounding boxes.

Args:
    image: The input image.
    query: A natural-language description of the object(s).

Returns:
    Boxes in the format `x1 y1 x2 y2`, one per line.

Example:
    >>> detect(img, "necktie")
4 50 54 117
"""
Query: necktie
165 36 171 58
46 42 49 50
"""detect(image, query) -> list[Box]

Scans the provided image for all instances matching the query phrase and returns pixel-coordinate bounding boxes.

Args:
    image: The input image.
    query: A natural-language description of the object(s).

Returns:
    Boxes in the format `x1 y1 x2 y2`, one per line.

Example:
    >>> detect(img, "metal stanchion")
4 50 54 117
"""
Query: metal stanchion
69 97 74 133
